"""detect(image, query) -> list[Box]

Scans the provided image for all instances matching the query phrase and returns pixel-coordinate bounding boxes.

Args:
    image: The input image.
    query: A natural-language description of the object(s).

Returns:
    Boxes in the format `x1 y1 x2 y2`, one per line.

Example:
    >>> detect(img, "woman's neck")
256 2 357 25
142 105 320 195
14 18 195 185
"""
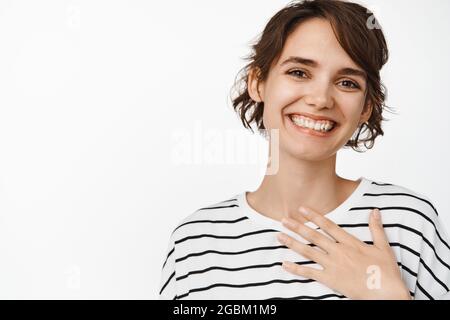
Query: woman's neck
247 151 358 222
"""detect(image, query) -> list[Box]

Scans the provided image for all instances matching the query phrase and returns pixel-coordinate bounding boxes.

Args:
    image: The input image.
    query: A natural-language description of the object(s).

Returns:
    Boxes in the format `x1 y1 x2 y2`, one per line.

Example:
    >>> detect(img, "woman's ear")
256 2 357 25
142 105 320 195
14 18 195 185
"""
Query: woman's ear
359 101 373 125
248 67 264 103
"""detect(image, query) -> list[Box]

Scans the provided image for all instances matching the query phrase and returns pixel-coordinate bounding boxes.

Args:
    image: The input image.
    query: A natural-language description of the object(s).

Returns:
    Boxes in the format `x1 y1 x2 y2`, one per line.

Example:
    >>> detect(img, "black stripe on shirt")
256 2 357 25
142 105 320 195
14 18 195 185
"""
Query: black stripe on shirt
197 204 239 211
176 260 318 282
416 281 434 300
362 192 439 216
159 271 175 295
175 245 287 263
398 261 417 278
177 278 330 300
417 256 449 292
220 198 238 203
371 181 393 186
173 216 248 233
162 247 174 269
266 293 346 300
175 228 278 245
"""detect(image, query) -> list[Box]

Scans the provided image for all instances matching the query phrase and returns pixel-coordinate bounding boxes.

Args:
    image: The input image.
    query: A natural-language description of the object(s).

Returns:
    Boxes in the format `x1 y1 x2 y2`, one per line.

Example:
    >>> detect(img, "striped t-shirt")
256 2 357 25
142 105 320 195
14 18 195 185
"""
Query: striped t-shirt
158 176 450 300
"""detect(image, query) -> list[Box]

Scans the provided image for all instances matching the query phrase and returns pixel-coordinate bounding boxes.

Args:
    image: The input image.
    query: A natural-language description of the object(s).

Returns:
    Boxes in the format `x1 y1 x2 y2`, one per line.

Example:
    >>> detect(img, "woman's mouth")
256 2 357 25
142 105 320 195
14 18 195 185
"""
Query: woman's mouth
286 114 339 137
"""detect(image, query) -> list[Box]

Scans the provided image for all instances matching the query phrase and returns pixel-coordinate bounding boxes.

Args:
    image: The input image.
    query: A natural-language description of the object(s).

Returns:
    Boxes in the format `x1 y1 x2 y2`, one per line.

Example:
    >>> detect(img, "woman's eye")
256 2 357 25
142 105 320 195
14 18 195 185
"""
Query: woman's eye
287 71 360 90
340 80 360 89
288 70 308 78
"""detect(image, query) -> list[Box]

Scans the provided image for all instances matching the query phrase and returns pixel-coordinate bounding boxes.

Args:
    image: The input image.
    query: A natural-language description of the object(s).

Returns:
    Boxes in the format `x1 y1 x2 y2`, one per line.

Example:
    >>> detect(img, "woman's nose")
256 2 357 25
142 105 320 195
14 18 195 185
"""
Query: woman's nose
303 88 332 109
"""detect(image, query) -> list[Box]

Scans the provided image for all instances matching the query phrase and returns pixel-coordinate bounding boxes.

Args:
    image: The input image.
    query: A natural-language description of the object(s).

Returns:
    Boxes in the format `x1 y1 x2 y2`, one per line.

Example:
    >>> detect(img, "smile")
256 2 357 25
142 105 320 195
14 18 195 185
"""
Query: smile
287 114 339 137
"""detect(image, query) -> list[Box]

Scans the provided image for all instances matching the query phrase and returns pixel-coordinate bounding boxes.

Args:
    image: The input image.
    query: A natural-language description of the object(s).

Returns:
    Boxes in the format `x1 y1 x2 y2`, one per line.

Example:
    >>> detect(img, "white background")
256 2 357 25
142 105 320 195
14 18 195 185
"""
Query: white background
0 0 449 299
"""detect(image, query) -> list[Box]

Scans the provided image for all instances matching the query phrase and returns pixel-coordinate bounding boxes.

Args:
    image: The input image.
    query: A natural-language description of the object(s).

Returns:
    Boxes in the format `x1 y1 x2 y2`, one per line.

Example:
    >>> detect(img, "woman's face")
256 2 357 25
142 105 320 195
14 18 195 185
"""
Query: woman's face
249 18 372 161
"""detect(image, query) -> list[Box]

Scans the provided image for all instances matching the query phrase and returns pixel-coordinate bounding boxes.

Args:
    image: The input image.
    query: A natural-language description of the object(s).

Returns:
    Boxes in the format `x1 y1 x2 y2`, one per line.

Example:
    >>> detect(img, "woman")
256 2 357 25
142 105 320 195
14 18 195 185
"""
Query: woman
159 0 450 300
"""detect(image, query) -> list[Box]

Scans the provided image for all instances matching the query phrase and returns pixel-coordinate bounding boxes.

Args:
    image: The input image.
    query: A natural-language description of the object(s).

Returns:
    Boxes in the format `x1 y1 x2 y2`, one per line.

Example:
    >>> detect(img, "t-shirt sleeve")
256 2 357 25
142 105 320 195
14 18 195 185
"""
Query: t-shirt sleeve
413 201 450 300
158 232 177 300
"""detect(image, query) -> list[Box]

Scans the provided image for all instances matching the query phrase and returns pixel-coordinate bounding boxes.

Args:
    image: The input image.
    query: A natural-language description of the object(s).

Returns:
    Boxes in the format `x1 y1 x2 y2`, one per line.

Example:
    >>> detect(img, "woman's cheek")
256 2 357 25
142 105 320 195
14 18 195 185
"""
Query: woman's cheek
277 80 303 101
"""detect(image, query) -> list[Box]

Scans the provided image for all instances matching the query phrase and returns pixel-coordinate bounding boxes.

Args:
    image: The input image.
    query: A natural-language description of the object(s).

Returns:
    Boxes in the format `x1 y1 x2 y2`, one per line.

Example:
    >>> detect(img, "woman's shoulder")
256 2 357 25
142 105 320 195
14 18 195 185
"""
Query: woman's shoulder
365 176 434 200
363 176 442 230
364 176 436 206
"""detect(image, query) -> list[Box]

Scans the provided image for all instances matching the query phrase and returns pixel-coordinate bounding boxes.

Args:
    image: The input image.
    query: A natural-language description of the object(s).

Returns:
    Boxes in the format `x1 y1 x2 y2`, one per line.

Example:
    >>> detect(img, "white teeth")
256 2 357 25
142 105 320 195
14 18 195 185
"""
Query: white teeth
290 115 335 132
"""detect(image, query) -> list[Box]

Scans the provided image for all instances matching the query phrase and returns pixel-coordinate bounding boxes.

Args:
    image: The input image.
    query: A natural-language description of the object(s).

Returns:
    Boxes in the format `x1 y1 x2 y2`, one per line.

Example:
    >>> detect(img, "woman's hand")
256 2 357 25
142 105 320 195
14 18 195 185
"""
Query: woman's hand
276 206 412 300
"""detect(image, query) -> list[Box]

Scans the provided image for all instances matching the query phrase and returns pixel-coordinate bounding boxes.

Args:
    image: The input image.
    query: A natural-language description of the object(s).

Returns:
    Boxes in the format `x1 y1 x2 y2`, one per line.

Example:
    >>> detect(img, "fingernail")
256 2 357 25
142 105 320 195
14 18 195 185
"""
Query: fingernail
298 206 309 216
373 208 380 220
277 233 288 243
281 218 297 229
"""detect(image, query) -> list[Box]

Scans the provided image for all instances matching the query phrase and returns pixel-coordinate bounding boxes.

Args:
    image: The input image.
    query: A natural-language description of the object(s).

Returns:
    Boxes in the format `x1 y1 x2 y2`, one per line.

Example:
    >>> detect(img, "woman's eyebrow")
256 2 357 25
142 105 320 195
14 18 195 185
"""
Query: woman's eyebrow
280 56 319 67
280 56 366 79
336 67 366 80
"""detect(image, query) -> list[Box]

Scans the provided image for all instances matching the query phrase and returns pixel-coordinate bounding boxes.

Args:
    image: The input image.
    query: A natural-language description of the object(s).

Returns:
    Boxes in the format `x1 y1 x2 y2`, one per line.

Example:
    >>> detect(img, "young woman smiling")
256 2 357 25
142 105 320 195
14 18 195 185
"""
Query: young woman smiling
159 0 450 300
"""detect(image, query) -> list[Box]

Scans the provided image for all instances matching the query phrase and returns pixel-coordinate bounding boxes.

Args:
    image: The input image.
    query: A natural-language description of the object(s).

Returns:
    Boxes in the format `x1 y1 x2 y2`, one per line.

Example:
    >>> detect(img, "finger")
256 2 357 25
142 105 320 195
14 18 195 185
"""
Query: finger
286 210 309 224
298 206 361 247
277 232 328 266
281 261 324 282
281 217 336 253
369 208 390 249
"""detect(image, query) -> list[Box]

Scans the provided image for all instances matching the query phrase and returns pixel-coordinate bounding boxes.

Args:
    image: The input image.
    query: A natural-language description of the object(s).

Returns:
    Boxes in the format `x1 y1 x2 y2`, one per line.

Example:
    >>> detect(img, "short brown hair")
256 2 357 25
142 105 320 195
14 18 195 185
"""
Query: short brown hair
229 0 395 152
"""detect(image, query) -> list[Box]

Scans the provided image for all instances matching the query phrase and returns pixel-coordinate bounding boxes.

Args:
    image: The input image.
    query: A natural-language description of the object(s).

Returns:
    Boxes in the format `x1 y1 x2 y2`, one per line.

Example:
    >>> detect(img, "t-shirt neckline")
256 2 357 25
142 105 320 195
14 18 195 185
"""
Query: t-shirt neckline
237 176 371 232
